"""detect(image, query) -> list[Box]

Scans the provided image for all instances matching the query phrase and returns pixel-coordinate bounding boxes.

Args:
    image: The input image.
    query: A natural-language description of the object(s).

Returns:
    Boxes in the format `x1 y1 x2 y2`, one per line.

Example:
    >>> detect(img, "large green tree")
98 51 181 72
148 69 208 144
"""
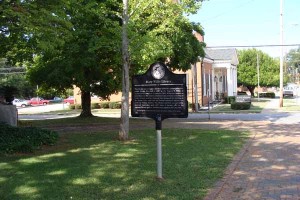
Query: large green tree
128 0 205 71
238 49 280 96
27 0 123 117
1 0 123 117
1 0 205 120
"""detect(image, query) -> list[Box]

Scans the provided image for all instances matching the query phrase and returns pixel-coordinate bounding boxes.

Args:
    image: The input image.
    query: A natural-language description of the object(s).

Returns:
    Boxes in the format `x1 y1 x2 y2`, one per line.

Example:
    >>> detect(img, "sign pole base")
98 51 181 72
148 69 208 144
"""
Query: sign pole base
156 129 163 179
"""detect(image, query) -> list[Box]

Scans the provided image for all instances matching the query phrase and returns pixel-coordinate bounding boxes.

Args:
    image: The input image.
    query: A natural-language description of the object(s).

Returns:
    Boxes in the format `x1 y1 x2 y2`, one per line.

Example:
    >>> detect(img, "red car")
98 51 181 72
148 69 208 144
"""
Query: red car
28 97 50 106
63 96 75 105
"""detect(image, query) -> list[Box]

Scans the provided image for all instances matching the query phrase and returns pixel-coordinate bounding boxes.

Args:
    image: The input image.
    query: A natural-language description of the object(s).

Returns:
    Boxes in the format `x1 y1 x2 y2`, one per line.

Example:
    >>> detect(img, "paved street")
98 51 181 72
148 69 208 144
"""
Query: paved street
188 98 300 124
18 99 300 125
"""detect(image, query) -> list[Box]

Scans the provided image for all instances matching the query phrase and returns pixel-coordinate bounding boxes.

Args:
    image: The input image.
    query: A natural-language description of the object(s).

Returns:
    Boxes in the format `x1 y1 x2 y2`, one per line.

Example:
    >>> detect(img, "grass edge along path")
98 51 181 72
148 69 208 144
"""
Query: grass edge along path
0 128 248 200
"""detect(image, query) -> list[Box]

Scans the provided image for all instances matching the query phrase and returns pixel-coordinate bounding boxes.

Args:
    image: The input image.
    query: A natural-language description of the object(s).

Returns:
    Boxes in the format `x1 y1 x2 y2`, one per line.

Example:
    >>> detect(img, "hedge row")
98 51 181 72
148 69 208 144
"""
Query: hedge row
223 96 236 104
69 102 122 110
188 102 200 110
231 102 251 110
257 92 275 98
0 122 59 154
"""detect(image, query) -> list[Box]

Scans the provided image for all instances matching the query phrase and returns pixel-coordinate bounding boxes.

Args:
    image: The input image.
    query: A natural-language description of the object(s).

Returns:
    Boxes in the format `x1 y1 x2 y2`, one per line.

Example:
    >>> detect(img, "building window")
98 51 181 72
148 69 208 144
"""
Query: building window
214 76 218 82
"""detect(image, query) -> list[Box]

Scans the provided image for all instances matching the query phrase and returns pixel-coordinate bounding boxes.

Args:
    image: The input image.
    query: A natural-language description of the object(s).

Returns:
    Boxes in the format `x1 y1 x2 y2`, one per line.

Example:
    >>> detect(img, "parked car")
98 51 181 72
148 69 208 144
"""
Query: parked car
49 97 63 103
28 97 50 106
63 96 75 105
236 92 251 103
12 99 30 107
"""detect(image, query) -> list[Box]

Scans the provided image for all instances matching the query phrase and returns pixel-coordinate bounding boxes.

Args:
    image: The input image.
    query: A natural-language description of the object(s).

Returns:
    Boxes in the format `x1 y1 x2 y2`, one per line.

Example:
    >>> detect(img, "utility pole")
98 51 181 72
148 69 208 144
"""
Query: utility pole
279 0 284 107
257 53 260 101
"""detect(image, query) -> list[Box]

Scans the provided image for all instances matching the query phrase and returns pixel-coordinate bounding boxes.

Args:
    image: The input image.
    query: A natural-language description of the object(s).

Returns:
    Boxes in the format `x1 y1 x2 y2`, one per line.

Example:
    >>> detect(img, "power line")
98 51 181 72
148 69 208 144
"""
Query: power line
0 67 26 74
206 44 300 48
0 72 26 75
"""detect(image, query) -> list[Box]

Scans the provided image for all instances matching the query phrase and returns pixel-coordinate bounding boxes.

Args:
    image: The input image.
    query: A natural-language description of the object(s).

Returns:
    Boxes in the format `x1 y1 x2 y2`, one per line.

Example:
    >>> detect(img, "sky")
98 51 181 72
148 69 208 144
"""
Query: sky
189 0 300 58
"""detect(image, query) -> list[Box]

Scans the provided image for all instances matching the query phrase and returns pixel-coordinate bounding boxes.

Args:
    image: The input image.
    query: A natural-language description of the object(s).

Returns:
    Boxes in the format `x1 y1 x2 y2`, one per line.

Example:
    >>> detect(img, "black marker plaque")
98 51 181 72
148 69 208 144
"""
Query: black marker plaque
131 62 188 121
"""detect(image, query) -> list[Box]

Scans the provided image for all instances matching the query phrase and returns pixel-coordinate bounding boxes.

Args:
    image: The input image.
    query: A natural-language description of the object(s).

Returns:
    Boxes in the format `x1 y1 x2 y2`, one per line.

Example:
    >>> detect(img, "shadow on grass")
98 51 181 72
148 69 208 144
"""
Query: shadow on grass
0 128 247 200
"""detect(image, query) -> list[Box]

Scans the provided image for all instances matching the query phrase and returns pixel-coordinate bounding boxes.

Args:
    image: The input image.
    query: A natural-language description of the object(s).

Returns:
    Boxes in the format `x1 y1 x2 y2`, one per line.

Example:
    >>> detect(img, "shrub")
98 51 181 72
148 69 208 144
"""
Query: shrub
188 102 200 110
91 103 100 109
0 122 59 153
109 102 122 109
69 104 75 109
115 102 122 109
75 104 82 109
224 96 235 104
100 102 109 109
68 104 82 109
258 92 275 98
268 92 275 98
231 102 251 110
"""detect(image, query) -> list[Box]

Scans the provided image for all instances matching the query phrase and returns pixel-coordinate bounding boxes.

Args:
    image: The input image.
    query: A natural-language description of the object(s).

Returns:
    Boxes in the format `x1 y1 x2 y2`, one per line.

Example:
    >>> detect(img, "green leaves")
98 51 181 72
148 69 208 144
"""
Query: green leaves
128 0 205 71
238 49 280 88
2 0 205 115
0 122 59 154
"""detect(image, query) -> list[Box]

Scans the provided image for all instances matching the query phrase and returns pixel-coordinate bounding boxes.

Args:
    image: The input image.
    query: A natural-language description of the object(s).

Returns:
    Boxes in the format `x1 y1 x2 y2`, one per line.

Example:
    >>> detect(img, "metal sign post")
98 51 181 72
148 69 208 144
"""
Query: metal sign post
131 62 188 179
155 114 162 179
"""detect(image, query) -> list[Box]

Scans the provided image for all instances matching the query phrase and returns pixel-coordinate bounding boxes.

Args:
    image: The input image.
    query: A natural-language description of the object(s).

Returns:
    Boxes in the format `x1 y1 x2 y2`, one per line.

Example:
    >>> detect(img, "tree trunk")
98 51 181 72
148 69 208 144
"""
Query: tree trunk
247 86 255 97
119 0 130 141
80 90 93 117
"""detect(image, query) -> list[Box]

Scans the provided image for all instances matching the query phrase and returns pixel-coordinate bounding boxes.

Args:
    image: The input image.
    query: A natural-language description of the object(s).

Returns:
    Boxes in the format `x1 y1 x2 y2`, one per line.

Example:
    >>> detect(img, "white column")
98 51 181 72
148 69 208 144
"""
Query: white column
227 67 233 96
233 67 237 95
208 71 211 100
212 70 215 100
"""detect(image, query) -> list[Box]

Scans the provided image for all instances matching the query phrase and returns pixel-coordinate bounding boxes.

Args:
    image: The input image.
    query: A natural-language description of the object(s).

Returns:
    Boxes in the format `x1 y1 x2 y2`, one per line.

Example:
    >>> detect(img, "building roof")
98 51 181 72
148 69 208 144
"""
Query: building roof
204 48 239 65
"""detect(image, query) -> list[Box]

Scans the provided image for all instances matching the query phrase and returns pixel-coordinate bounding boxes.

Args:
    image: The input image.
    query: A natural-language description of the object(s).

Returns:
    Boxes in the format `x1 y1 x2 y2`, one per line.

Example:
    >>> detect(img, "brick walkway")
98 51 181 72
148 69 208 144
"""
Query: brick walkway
203 99 300 200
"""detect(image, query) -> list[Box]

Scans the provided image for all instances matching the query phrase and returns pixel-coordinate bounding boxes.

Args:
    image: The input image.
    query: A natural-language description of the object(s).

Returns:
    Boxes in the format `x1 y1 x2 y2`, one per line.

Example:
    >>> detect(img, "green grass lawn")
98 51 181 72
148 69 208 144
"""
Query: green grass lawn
281 98 300 111
0 123 248 200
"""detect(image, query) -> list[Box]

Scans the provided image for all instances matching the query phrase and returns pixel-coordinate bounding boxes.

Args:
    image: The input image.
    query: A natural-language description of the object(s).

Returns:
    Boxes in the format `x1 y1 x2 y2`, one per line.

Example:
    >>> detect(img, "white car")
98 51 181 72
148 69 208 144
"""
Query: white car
236 92 251 103
12 99 30 107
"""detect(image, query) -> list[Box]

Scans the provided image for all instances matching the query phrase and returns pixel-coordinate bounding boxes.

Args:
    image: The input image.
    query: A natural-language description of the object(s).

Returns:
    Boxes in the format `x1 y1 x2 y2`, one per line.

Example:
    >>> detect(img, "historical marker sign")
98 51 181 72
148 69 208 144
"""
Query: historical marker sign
132 62 188 179
131 62 188 121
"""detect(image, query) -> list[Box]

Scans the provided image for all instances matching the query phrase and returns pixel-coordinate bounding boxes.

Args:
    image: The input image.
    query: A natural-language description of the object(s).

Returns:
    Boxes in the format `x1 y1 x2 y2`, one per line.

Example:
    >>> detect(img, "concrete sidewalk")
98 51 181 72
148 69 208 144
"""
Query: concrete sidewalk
203 111 300 199
261 98 281 114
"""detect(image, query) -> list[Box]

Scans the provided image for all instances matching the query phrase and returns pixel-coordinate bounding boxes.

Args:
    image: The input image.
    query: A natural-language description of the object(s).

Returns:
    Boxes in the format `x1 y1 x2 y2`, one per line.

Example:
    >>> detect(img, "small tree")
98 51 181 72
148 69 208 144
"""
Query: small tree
238 49 280 96
119 0 130 141
118 0 205 140
286 47 300 83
